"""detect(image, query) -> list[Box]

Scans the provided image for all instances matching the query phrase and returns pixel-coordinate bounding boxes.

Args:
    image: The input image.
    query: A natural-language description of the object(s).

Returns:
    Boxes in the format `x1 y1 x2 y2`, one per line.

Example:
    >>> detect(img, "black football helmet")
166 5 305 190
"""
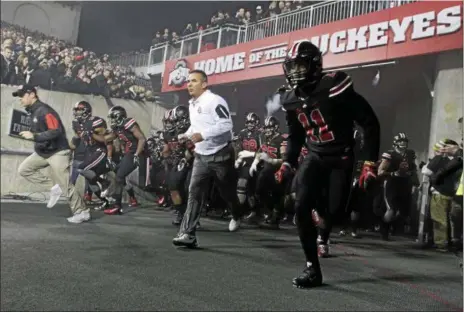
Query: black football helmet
245 112 260 131
393 133 408 154
73 101 92 122
107 106 127 129
263 116 280 138
162 109 175 132
283 40 322 89
171 105 190 133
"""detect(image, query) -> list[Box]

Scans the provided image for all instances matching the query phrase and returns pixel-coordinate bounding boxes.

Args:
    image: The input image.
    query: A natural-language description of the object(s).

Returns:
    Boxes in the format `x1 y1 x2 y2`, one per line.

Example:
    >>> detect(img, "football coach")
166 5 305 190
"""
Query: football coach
173 70 242 248
13 85 89 224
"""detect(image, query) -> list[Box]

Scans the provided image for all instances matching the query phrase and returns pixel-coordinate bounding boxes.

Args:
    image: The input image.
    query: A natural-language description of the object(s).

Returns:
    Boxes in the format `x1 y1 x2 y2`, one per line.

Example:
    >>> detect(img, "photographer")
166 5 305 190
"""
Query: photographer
423 137 463 251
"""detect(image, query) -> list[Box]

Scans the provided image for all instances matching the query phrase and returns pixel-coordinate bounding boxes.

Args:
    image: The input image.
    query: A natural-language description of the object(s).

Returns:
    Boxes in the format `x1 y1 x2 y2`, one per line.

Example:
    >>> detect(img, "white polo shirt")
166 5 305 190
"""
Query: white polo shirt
183 90 233 156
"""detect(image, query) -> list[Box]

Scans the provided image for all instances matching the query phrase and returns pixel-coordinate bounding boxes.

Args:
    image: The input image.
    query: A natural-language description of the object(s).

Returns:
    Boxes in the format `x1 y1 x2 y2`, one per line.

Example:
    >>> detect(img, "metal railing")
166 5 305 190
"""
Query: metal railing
113 0 418 69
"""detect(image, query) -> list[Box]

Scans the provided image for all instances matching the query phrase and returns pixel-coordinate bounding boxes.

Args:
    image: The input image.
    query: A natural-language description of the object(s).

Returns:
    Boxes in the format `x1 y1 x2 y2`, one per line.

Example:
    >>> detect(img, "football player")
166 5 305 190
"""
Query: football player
276 41 380 288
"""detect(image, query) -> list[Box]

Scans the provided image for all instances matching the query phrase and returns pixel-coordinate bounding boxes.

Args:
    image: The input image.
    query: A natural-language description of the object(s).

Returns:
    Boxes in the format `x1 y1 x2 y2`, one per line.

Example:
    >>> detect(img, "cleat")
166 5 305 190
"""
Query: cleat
104 206 123 215
128 197 138 207
292 265 323 289
95 199 109 211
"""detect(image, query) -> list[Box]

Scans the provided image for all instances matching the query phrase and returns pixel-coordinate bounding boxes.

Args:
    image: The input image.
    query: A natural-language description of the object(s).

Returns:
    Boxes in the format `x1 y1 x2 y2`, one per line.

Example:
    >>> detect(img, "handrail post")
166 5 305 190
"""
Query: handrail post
197 31 203 54
179 39 184 58
309 6 313 27
274 16 278 36
162 44 168 63
349 0 354 18
217 27 223 49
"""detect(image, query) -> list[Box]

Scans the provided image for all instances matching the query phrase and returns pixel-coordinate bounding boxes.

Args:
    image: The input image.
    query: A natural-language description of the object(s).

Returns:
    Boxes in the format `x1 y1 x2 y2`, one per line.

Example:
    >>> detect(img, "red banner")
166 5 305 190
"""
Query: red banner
162 1 463 92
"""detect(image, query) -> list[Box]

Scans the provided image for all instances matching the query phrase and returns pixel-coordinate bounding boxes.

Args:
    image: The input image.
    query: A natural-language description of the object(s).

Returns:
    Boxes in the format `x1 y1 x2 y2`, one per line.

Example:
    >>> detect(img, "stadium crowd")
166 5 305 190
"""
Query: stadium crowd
0 21 155 101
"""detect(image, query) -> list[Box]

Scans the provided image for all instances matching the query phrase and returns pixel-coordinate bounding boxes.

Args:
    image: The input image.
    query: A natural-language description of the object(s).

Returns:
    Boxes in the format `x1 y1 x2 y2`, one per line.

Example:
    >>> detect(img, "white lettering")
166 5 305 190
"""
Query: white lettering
215 55 234 74
205 59 216 75
278 47 287 58
330 30 346 54
437 5 462 35
346 26 368 51
368 21 389 47
411 11 435 40
233 52 246 71
389 16 413 43
318 34 330 55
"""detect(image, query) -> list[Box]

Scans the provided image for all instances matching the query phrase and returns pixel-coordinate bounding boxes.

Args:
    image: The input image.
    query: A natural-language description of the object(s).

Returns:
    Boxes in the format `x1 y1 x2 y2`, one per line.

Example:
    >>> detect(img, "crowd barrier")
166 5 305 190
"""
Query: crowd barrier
0 85 167 196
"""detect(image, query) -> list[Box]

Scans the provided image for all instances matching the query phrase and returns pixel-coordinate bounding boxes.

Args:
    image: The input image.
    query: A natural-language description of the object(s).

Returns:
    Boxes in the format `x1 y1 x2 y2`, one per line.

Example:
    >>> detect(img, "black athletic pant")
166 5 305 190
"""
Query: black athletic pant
255 163 290 217
113 153 147 206
294 150 354 264
77 148 109 199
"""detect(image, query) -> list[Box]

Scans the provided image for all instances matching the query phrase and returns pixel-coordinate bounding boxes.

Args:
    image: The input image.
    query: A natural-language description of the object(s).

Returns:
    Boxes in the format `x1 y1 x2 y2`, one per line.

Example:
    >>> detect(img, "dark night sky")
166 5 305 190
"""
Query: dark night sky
77 1 268 54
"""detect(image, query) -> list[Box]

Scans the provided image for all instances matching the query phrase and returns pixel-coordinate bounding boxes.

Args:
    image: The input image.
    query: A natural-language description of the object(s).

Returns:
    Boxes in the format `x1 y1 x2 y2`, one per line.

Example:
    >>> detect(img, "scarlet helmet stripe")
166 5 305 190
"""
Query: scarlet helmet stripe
289 41 302 58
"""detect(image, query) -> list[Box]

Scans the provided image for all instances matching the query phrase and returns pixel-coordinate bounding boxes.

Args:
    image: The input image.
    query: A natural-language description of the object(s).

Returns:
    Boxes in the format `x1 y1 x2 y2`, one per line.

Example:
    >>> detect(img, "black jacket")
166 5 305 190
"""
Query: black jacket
28 100 70 158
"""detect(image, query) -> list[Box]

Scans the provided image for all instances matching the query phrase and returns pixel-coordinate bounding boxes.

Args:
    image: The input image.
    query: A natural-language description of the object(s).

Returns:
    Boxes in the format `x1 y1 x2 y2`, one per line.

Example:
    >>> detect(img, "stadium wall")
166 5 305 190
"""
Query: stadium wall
429 50 463 153
1 1 81 44
0 85 166 195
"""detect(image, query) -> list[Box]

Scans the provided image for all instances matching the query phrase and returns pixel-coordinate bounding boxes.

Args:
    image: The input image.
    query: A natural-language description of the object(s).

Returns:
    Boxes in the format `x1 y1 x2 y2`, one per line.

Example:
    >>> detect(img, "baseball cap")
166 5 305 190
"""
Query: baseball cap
256 5 262 9
12 84 37 97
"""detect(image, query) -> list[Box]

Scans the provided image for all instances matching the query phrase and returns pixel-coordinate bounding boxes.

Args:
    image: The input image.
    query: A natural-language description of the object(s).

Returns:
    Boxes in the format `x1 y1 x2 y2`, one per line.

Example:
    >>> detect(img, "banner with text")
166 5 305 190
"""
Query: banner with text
162 1 463 92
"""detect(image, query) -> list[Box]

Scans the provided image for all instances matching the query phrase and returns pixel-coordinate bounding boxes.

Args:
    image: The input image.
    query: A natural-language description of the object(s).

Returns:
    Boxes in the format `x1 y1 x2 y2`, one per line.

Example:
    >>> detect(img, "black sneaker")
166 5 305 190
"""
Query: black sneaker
172 233 198 248
172 210 183 226
292 265 323 289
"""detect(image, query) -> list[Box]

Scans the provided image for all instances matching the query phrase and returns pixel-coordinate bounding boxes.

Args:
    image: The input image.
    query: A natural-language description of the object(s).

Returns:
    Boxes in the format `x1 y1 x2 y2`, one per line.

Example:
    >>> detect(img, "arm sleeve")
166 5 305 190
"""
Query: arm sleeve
201 98 233 140
284 110 306 168
34 113 62 142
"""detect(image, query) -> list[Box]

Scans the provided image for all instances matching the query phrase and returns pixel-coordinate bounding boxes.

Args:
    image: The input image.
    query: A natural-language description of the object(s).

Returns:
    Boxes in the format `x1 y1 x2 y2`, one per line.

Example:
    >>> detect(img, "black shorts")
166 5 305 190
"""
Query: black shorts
78 148 108 176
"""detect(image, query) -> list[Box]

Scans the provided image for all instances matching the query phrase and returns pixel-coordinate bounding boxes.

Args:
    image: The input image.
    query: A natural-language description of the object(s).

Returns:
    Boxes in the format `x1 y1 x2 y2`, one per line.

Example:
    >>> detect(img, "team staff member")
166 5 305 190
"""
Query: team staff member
173 70 242 248
14 85 89 224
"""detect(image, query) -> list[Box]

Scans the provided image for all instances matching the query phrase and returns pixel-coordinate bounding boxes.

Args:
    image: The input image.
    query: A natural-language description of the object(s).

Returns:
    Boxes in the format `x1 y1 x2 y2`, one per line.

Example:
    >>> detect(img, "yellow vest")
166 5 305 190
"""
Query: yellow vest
457 172 463 196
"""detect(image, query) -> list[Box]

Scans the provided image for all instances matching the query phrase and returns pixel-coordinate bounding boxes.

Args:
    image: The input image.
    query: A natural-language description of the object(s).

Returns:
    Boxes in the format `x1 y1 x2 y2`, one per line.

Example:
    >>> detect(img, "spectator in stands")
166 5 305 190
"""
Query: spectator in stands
268 2 278 17
1 45 15 84
255 5 266 21
152 31 162 46
170 32 181 60
235 8 246 25
162 28 170 42
243 11 252 25
1 20 154 101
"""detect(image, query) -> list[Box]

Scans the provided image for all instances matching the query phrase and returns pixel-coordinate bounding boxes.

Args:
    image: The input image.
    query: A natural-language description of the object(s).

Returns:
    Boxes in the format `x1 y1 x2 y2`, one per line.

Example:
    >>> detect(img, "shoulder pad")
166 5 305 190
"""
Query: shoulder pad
124 118 137 130
92 116 105 128
314 71 353 98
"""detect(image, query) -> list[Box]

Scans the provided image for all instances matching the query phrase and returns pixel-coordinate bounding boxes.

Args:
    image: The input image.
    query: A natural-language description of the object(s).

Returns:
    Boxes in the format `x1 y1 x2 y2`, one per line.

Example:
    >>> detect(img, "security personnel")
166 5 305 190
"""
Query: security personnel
13 85 89 224
173 70 242 248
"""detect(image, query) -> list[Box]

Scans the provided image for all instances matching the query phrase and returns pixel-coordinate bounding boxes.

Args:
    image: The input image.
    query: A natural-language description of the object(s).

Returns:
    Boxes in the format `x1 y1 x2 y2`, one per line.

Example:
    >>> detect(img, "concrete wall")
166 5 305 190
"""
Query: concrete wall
1 1 81 44
429 50 463 155
0 85 166 195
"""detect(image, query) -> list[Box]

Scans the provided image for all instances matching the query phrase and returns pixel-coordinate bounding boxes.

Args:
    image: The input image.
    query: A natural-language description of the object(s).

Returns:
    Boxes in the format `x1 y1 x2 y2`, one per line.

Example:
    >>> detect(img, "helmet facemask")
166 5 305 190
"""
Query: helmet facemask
394 139 408 154
108 111 125 129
